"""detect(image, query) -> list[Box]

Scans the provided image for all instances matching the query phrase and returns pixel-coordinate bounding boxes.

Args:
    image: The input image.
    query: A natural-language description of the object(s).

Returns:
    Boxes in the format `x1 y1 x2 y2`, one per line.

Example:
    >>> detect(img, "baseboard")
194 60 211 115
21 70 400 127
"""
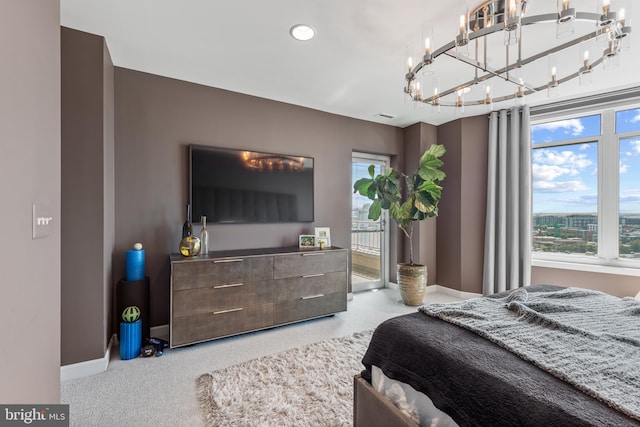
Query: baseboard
426 284 482 299
60 325 170 382
388 282 481 300
60 334 115 382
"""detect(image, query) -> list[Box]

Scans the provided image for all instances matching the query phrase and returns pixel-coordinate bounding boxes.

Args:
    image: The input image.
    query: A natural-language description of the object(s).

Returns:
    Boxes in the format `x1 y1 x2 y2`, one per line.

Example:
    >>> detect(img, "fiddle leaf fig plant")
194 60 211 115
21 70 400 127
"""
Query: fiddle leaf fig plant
353 144 446 265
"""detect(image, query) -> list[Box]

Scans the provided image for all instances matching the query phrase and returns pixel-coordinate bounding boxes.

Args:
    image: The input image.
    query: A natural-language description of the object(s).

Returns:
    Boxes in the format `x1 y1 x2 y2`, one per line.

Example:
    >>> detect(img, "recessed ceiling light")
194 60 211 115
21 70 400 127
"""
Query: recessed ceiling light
290 24 315 41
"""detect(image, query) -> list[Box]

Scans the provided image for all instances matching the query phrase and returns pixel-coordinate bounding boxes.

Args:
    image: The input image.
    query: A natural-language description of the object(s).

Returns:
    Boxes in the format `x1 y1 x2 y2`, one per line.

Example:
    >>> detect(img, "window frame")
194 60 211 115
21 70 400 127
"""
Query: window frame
531 100 640 274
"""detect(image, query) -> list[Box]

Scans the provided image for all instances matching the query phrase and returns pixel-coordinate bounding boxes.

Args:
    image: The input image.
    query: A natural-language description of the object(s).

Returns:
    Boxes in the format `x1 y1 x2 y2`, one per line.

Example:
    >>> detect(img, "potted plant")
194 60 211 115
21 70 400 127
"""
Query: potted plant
353 144 446 305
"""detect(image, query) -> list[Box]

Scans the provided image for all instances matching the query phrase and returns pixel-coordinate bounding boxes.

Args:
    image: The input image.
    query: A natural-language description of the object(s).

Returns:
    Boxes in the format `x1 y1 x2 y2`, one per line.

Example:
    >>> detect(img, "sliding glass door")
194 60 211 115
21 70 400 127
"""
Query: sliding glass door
351 153 389 292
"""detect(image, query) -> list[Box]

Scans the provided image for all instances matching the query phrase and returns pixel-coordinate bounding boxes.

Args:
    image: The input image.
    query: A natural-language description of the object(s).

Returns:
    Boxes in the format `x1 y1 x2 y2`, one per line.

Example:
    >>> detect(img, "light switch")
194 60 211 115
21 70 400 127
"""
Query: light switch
32 203 53 239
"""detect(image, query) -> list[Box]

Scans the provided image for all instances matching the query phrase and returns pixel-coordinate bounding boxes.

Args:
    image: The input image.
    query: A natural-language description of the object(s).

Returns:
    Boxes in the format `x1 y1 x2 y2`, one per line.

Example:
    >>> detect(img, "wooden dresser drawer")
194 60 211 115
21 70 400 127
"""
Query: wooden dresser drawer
273 250 347 279
274 271 347 302
171 303 274 347
172 279 274 317
172 256 273 291
274 292 346 325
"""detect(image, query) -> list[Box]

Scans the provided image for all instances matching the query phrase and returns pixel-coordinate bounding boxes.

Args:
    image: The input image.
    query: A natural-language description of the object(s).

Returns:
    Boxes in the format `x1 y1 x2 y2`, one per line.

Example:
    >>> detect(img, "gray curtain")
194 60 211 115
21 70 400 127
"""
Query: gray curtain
483 106 531 295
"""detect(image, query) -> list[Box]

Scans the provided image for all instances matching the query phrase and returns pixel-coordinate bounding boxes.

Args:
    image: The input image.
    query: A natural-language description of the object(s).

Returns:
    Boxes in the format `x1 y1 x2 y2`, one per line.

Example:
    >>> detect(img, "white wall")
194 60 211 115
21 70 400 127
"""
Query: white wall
0 0 61 402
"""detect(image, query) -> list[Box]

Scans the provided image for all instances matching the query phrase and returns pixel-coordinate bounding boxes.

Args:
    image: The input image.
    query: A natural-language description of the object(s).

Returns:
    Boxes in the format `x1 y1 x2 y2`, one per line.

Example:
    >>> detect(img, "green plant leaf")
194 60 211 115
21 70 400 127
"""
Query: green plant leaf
422 144 446 160
368 199 382 220
418 180 442 199
418 167 446 182
418 144 447 182
368 164 376 178
353 178 372 196
415 192 437 215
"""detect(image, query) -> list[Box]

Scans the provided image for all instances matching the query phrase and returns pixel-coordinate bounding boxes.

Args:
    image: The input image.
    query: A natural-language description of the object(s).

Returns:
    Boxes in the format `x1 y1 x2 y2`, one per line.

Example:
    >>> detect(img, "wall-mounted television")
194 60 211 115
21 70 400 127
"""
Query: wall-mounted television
189 145 314 224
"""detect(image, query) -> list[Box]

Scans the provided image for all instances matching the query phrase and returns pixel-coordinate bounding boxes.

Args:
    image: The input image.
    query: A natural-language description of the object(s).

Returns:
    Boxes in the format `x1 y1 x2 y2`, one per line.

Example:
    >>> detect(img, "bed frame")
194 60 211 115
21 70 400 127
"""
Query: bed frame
353 374 418 427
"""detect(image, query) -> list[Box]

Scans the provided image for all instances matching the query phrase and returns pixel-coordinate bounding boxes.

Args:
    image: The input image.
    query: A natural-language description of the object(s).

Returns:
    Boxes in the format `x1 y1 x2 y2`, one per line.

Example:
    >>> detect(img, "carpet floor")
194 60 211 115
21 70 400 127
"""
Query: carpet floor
196 330 373 427
61 289 465 426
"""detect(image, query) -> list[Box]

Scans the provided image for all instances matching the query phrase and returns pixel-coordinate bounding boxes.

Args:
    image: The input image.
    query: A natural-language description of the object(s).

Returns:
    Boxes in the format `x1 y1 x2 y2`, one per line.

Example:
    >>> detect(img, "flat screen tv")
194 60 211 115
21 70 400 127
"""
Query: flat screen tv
189 145 314 224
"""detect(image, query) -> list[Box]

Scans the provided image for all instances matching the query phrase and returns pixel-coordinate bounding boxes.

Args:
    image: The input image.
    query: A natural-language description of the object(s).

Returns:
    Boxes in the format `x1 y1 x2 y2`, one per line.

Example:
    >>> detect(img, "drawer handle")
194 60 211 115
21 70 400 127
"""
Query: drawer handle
301 294 324 300
301 252 325 256
302 273 325 278
213 283 243 289
214 258 244 263
213 307 243 315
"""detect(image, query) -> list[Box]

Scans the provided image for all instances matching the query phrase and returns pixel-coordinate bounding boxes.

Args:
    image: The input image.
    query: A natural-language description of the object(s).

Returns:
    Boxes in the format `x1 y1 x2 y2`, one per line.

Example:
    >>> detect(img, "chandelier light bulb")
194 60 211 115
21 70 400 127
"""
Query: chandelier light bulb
455 90 464 114
619 8 626 26
407 57 413 73
599 0 616 27
548 66 559 97
508 0 516 18
484 85 493 110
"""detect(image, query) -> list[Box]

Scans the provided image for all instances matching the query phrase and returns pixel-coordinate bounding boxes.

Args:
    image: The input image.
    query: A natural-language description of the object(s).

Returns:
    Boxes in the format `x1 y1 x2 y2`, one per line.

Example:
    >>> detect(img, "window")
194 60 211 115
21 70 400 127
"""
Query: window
616 108 640 260
531 105 640 267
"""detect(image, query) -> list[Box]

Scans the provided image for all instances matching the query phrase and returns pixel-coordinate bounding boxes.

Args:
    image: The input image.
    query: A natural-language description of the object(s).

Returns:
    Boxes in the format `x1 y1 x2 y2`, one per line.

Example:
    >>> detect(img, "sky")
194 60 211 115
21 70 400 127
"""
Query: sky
531 108 640 214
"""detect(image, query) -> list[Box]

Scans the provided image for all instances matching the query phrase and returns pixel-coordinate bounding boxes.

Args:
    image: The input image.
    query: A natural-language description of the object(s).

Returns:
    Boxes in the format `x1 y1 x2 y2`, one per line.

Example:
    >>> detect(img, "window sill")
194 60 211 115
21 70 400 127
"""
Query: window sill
532 258 640 277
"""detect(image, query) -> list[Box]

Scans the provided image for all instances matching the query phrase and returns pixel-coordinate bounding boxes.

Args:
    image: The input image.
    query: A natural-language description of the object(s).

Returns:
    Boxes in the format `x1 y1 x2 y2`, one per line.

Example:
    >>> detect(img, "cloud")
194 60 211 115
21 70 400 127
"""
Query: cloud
550 194 598 205
533 180 589 192
628 140 640 154
532 164 574 181
620 161 629 174
532 119 585 136
532 149 592 169
620 194 640 203
629 110 640 123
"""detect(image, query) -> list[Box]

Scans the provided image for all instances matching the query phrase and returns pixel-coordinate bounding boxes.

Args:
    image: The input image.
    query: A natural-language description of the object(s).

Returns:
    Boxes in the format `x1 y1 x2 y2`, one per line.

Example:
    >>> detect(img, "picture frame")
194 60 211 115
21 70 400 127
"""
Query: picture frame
314 227 331 248
298 234 316 249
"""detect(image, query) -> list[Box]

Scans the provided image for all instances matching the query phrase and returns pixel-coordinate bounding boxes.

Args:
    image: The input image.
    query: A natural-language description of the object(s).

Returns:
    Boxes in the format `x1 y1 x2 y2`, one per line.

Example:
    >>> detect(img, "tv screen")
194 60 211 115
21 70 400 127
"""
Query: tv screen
189 145 314 223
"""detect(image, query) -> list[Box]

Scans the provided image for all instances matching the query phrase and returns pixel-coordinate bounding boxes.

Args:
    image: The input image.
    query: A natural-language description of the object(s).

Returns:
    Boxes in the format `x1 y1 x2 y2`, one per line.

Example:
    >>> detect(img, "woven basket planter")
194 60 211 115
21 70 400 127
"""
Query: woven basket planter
397 263 427 306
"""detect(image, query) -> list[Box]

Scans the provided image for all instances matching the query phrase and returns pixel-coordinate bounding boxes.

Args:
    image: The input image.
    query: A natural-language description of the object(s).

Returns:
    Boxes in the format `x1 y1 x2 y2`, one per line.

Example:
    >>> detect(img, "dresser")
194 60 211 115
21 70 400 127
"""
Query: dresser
169 246 348 348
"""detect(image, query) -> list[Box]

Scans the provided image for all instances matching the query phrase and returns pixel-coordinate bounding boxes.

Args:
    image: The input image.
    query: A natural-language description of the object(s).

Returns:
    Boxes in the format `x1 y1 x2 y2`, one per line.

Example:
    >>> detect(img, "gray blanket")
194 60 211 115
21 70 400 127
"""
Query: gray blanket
420 287 640 421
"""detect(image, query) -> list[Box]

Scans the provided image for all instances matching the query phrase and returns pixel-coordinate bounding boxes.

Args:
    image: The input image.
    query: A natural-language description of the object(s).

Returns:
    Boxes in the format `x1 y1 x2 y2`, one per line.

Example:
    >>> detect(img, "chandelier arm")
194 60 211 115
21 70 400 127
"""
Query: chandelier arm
420 51 606 105
407 11 609 79
435 27 604 89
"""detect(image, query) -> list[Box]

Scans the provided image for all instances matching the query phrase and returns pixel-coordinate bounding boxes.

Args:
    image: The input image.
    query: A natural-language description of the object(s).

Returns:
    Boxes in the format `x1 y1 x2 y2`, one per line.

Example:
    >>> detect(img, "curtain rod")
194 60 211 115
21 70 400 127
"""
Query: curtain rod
530 86 640 116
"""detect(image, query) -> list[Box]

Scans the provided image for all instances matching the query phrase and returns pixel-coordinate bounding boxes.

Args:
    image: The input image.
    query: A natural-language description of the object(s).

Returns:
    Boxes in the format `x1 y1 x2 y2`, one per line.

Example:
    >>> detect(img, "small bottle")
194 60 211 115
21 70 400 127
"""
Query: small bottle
200 215 209 255
182 204 192 239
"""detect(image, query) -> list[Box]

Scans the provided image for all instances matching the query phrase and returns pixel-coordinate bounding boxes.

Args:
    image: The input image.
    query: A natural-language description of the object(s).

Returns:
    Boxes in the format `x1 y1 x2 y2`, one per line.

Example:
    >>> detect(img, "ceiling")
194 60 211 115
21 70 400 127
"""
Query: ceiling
60 0 639 128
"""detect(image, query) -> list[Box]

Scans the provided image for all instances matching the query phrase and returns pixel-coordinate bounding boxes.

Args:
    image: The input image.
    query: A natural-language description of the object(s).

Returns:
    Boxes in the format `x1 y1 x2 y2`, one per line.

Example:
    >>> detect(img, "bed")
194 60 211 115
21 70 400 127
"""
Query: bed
354 285 640 427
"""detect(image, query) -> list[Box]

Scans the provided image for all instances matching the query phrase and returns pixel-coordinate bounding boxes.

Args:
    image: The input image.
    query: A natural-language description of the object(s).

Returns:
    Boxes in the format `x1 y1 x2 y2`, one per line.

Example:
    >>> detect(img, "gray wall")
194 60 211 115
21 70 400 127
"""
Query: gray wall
114 68 404 327
0 0 61 402
61 27 114 365
402 123 438 284
532 266 640 297
436 116 489 294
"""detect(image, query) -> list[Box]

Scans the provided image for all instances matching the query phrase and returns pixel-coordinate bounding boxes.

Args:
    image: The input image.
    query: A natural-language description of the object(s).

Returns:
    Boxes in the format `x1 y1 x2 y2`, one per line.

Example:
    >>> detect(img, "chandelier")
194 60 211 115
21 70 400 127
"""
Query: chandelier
404 0 632 110
240 151 305 172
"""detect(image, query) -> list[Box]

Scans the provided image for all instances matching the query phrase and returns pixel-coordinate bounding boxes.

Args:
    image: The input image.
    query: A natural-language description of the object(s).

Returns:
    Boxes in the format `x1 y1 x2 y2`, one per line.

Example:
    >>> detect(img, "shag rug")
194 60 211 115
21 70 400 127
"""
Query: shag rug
196 330 373 427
